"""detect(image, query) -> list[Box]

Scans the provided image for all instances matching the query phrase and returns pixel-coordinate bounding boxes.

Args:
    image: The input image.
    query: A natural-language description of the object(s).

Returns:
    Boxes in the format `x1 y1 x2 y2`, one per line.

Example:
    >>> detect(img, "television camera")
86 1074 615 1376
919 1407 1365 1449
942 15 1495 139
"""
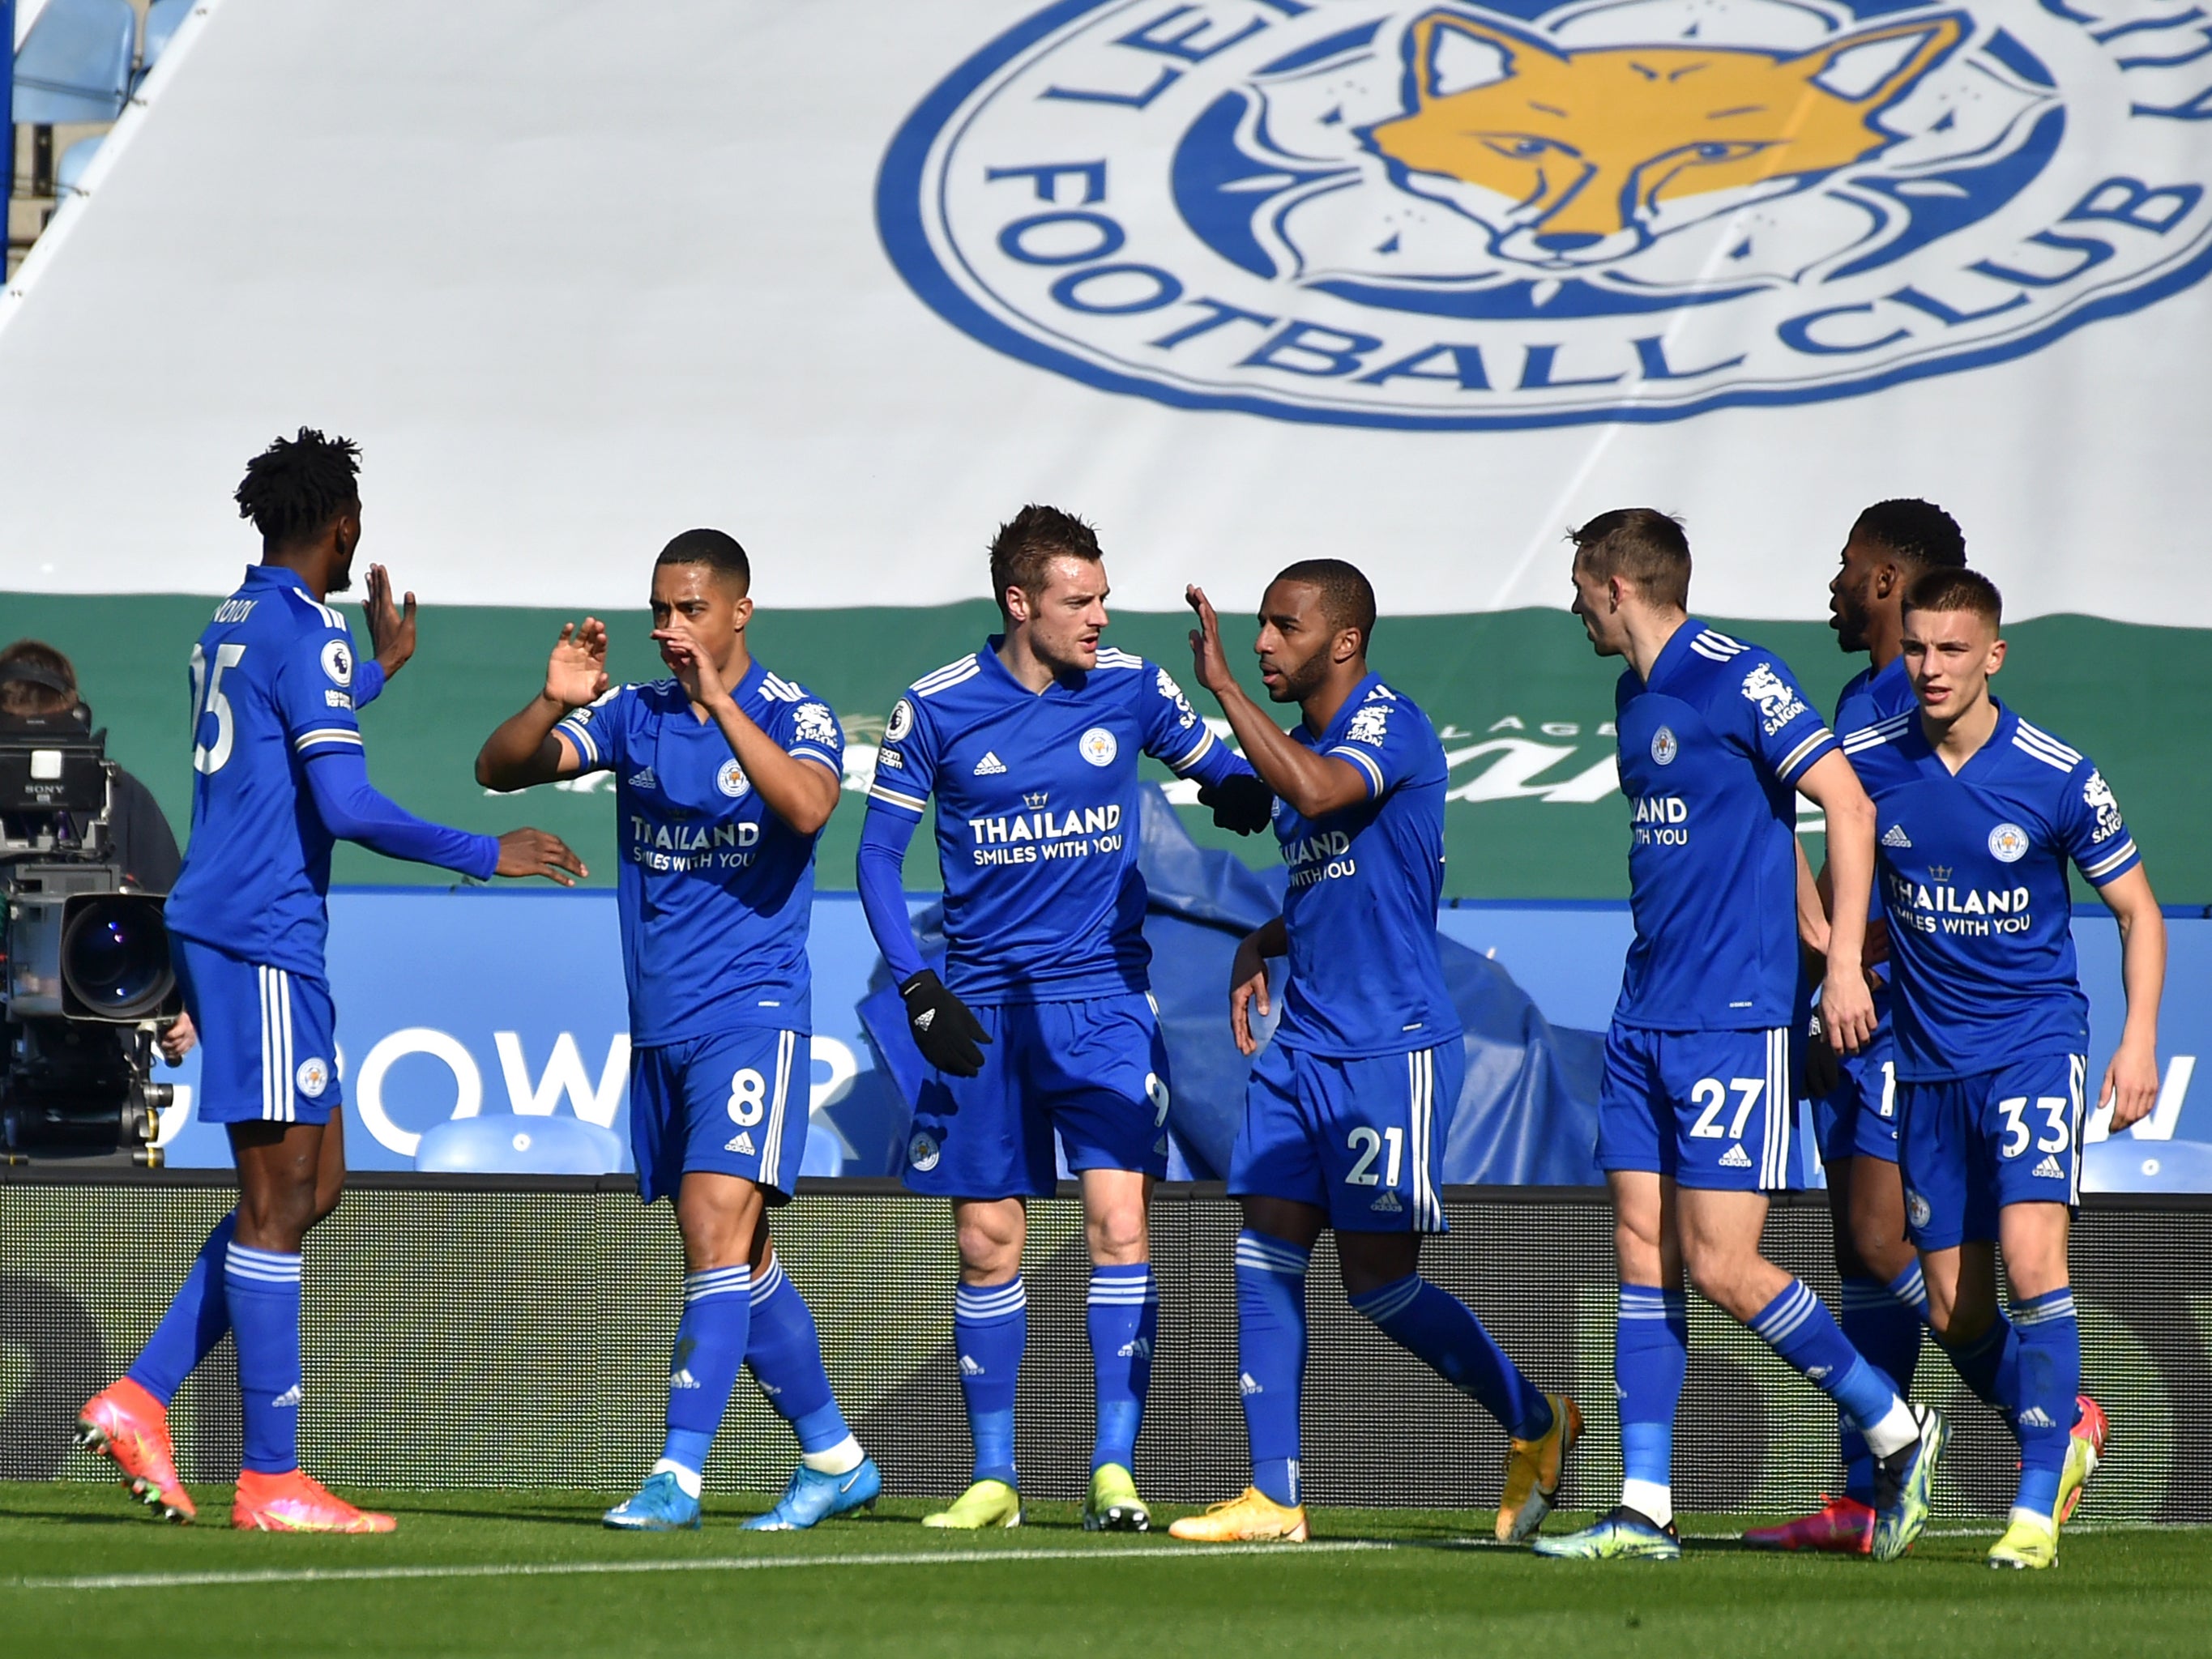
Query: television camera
1 711 182 1162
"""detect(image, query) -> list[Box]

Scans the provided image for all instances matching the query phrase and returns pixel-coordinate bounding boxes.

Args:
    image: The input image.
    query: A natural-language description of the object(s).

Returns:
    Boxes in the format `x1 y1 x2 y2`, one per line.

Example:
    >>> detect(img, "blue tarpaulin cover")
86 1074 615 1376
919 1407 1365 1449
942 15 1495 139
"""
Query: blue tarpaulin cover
860 787 1603 1184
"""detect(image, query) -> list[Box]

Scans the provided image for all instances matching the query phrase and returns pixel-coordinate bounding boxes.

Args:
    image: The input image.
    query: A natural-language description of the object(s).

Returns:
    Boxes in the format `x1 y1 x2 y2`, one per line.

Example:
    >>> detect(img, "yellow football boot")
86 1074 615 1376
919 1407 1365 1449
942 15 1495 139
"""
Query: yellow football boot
1168 1486 1309 1543
920 1478 1023 1529
1988 1512 2057 1571
1497 1392 1583 1542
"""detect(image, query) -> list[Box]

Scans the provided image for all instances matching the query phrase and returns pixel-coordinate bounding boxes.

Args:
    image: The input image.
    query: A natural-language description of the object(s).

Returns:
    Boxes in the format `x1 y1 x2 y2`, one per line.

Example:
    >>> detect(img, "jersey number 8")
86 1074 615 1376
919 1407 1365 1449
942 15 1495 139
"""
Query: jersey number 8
727 1068 769 1127
189 642 247 776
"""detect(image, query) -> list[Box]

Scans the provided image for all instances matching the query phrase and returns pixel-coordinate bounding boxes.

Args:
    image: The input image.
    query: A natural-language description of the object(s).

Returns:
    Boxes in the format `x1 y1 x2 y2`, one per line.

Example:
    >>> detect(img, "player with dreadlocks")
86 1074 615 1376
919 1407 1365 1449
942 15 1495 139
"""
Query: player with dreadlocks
75 429 584 1532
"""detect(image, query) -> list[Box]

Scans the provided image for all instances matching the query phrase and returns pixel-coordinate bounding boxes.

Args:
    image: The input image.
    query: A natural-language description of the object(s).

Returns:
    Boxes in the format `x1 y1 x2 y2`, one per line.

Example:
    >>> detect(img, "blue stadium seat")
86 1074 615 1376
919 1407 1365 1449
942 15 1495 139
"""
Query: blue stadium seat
54 134 103 197
2081 1137 2212 1194
140 0 194 73
12 0 138 125
414 1114 626 1176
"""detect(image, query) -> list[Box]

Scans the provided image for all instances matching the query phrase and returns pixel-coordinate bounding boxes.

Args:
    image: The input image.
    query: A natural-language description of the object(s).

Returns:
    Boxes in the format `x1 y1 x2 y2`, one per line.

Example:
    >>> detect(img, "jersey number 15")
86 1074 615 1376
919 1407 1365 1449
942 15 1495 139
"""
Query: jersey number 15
189 642 247 776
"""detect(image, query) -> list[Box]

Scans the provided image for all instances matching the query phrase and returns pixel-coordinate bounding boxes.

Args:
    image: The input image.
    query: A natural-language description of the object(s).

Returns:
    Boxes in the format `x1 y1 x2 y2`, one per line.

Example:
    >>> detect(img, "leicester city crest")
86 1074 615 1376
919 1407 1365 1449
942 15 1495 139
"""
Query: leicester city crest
880 0 2212 429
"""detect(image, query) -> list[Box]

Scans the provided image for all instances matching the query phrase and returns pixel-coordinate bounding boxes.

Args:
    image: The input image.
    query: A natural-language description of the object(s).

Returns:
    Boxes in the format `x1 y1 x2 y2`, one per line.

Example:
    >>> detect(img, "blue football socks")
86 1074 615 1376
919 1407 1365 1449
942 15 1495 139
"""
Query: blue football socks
954 1278 1026 1487
1616 1284 1687 1525
657 1264 751 1490
128 1209 238 1405
1941 1305 2018 1418
1234 1230 1309 1508
1837 1273 1924 1504
224 1241 302 1475
1750 1279 1916 1457
745 1255 854 1460
1087 1264 1157 1473
2007 1288 2081 1523
1348 1273 1552 1441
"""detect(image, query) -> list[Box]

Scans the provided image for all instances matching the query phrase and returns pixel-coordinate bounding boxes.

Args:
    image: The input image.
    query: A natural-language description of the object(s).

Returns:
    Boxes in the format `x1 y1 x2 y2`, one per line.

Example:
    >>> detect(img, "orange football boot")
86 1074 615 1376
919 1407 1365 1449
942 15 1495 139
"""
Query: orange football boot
233 1469 395 1533
1741 1492 1875 1554
75 1379 195 1524
2057 1394 2109 1525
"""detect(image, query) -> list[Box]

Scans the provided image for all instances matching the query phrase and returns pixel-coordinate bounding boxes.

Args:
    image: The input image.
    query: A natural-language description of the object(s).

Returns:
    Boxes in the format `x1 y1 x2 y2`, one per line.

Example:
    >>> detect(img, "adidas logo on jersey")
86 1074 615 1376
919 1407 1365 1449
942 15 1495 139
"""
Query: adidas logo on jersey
669 1368 701 1390
960 1355 985 1377
2034 1154 2068 1179
2018 1405 2057 1428
1369 1190 1403 1213
1719 1144 1753 1168
628 766 657 790
725 1131 756 1155
271 1384 303 1409
1882 824 1914 849
973 751 1007 775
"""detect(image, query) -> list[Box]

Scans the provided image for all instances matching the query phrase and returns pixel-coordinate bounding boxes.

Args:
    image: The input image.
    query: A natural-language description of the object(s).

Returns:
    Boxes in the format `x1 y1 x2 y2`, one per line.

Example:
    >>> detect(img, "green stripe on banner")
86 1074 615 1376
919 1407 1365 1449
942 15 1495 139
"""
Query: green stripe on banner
9 594 2208 901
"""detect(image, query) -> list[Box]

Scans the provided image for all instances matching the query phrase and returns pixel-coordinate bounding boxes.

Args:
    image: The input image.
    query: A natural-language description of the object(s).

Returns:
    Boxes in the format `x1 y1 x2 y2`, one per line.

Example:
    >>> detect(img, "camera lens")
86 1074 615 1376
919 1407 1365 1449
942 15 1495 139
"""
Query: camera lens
61 898 176 1021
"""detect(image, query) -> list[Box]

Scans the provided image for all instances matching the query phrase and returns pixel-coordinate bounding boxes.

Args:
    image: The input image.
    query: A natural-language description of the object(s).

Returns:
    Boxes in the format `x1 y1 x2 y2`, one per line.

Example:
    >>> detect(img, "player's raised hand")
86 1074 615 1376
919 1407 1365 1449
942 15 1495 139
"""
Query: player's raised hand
496 829 588 886
1228 930 1272 1056
651 615 728 708
362 564 418 677
1185 585 1236 696
1818 966 1877 1056
2101 1034 2162 1132
544 619 610 710
899 969 990 1077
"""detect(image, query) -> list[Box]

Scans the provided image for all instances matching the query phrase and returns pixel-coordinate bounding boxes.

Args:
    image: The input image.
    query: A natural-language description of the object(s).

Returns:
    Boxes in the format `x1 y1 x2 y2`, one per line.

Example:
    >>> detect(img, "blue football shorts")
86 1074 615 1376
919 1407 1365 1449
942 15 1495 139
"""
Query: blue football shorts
903 993 1170 1201
630 1027 809 1205
1229 1038 1463 1234
1814 1027 1902 1166
1898 1051 2086 1251
172 936 341 1127
1599 1024 1797 1192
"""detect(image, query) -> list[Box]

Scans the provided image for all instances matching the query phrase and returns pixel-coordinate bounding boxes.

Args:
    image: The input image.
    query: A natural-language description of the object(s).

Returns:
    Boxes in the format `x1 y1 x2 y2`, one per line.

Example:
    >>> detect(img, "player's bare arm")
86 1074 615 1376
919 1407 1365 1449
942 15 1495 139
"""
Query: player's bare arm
1794 749 1878 1053
1794 838 1830 958
652 613 839 835
361 562 418 681
1228 915 1288 1056
475 618 609 789
2097 864 2167 1130
1185 584 1366 819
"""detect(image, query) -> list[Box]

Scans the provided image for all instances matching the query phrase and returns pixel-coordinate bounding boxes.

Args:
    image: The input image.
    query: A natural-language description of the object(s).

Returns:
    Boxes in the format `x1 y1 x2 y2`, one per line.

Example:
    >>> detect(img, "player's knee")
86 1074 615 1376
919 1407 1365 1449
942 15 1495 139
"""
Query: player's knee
310 1175 346 1227
1085 1208 1147 1265
1679 1239 1754 1311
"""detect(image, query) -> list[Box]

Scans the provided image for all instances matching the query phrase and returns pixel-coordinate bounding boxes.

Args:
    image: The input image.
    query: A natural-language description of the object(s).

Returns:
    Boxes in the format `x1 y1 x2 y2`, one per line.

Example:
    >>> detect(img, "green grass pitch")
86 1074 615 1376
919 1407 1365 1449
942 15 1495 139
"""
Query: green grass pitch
5 1484 2209 1658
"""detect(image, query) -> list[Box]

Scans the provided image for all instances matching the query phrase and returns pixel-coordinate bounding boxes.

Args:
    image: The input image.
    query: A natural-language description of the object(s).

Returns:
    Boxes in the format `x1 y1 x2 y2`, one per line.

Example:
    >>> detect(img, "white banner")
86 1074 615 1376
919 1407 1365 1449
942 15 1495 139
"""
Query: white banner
1 0 2206 622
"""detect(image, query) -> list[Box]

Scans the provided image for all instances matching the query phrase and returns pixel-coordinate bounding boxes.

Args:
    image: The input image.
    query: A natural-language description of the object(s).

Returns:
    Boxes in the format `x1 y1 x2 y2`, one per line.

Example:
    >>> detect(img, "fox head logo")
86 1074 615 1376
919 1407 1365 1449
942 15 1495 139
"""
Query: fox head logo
1364 7 1966 268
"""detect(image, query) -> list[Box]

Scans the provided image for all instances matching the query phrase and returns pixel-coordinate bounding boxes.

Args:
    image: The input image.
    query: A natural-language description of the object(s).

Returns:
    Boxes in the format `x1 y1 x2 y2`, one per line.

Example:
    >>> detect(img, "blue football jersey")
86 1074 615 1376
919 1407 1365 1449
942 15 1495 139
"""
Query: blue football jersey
1271 675 1461 1057
1835 655 1918 980
1611 622 1839 1031
556 660 843 1047
165 566 378 975
865 642 1231 1003
1841 701 2140 1080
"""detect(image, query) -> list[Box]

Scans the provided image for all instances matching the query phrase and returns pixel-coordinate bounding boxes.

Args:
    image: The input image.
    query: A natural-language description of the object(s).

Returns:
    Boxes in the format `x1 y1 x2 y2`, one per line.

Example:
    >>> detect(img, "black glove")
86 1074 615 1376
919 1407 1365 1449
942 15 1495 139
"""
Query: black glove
899 969 990 1078
1198 772 1275 835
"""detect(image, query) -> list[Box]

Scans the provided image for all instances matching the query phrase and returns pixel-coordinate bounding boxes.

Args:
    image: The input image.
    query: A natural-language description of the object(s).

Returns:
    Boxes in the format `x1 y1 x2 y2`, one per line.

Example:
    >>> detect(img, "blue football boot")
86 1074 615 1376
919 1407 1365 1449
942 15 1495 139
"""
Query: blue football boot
741 1456 884 1531
603 1470 702 1531
1530 1504 1681 1561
